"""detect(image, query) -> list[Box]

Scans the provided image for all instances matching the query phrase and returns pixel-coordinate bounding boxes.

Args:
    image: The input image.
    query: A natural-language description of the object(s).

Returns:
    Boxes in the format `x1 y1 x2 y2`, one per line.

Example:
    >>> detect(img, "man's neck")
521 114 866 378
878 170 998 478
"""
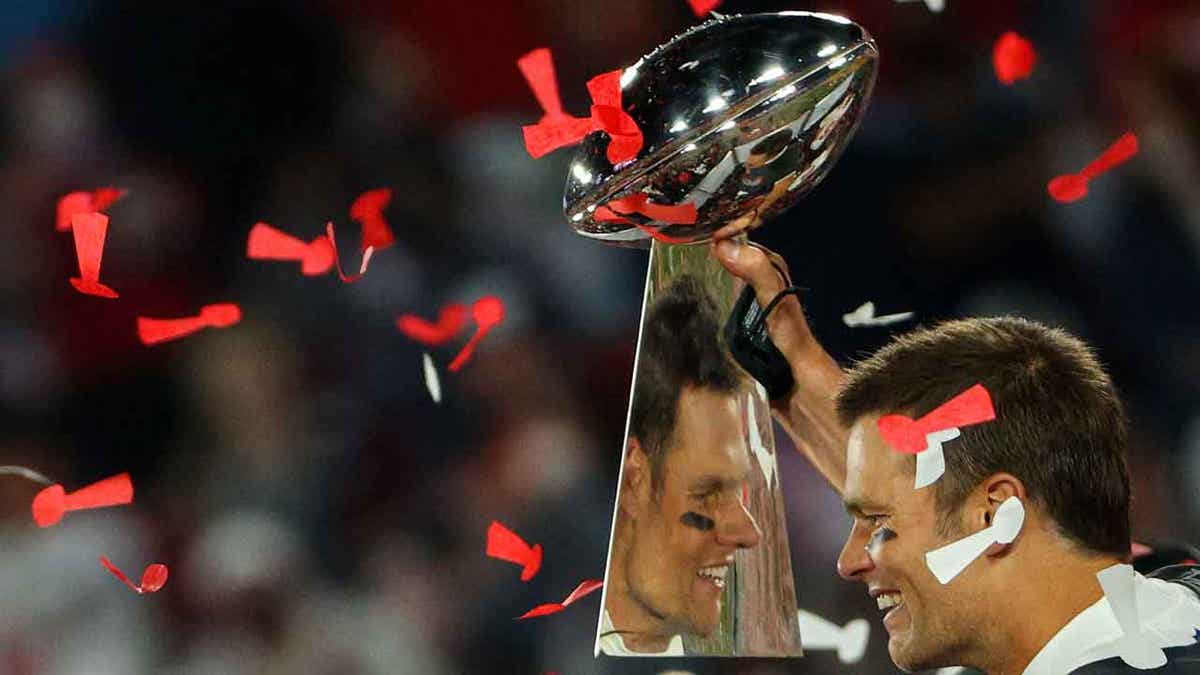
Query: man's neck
970 551 1121 675
606 540 676 653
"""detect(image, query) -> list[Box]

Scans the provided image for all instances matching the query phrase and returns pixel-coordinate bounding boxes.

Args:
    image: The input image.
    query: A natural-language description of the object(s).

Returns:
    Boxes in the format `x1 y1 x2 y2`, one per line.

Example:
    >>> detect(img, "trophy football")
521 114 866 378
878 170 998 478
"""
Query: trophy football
563 11 878 657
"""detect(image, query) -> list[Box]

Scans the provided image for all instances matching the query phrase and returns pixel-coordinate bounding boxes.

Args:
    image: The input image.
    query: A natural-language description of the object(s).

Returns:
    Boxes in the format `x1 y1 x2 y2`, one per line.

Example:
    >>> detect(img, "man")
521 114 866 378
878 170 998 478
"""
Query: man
710 237 1200 673
601 273 763 656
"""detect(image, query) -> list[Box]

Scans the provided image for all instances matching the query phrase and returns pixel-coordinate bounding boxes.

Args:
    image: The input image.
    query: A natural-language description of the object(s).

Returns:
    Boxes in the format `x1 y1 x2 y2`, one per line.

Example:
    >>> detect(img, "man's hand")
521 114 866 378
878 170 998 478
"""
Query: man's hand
710 237 849 494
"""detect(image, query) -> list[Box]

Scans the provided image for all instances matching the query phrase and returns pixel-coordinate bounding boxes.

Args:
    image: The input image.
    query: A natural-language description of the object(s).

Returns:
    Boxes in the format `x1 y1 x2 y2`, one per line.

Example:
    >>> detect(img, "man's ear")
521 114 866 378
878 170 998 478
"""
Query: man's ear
620 436 652 519
979 473 1027 558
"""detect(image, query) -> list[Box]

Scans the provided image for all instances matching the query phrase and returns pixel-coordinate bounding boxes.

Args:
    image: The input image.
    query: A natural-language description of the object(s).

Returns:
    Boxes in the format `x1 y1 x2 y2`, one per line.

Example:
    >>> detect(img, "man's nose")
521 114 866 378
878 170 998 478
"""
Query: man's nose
837 526 875 581
716 500 762 549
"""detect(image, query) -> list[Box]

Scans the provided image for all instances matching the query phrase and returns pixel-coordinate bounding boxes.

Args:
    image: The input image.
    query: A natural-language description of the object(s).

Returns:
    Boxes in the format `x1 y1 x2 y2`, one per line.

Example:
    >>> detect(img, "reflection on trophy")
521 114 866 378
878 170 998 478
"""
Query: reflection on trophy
566 12 879 657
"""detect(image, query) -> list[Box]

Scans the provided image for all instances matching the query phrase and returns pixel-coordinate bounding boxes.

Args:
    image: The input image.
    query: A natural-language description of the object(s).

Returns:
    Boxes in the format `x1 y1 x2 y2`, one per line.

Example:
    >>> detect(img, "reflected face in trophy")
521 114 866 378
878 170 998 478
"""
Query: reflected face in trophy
836 417 977 672
622 385 762 641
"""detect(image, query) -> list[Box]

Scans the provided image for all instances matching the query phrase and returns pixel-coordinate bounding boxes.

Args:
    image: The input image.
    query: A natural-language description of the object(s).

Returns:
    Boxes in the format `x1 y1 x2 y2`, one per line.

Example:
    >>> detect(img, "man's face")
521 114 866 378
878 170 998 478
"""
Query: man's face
837 416 981 672
625 385 763 639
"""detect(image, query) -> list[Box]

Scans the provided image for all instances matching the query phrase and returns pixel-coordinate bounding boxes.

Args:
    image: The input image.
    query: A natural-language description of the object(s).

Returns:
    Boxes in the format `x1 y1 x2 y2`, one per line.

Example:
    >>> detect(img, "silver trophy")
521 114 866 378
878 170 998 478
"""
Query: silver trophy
580 12 878 658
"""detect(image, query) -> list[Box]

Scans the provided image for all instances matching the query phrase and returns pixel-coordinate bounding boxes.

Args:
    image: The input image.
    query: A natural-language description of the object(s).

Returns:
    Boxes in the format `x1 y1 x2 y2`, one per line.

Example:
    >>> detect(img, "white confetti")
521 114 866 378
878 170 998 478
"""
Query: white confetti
843 301 915 328
746 385 777 489
422 353 441 404
796 608 870 663
896 0 945 13
925 496 1024 584
914 427 960 489
1096 564 1167 669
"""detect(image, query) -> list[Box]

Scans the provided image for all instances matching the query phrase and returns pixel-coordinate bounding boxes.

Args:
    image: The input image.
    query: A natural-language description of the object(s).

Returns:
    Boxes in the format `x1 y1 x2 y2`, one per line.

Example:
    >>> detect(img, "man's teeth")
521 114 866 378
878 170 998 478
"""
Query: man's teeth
877 592 902 611
697 565 728 588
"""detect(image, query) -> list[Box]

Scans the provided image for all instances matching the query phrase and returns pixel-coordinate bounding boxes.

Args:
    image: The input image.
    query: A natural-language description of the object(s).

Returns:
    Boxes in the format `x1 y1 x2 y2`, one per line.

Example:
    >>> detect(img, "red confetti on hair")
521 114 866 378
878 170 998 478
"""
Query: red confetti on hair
486 521 543 582
992 31 1037 85
349 189 395 252
395 303 468 347
137 303 242 346
688 0 723 17
517 579 603 620
67 212 119 298
1048 132 1139 204
99 556 169 594
56 188 127 232
246 222 335 276
447 296 505 373
519 48 643 165
325 222 375 283
877 384 996 454
32 472 134 527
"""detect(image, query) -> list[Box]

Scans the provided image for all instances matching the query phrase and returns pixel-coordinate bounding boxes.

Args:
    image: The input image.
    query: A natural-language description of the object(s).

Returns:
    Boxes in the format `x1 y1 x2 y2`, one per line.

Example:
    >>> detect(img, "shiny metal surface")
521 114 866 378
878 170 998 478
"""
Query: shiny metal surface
564 11 878 246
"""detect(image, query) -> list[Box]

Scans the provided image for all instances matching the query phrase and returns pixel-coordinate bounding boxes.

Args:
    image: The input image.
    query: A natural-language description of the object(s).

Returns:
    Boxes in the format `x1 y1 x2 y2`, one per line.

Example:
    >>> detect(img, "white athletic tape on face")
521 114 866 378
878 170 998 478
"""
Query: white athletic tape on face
796 609 871 664
914 428 959 489
1095 564 1168 669
925 496 1024 584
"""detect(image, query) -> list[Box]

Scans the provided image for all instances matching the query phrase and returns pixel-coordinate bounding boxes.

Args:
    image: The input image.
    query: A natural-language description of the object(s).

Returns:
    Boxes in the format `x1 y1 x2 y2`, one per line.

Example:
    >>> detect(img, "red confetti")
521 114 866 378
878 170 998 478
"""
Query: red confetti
326 222 375 283
486 521 543 582
395 303 468 347
518 579 603 620
67 212 119 298
877 384 996 454
447 296 505 373
596 194 698 244
99 556 169 594
1048 132 1139 204
688 0 723 17
32 472 134 527
519 48 643 165
246 222 335 276
349 188 395 252
1130 541 1153 558
137 303 242 346
992 31 1037 85
56 187 127 232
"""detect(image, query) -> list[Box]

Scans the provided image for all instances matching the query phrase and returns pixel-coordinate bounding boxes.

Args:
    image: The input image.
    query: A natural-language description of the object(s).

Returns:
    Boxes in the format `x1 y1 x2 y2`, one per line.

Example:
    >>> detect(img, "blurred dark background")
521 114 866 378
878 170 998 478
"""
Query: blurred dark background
0 1 1197 673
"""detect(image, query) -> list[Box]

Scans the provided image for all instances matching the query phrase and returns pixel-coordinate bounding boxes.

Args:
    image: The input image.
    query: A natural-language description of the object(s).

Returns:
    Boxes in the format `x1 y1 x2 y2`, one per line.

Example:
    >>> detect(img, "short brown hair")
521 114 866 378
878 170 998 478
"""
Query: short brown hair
836 317 1131 557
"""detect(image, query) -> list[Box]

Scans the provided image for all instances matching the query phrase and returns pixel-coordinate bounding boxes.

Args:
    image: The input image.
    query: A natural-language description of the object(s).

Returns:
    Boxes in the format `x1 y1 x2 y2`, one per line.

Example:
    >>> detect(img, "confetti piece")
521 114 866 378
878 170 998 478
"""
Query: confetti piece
992 32 1037 85
877 384 995 455
1048 132 1139 204
423 353 442 404
925 496 1023 584
325 222 375 283
1130 541 1154 558
913 428 958 489
1096 564 1168 669
349 188 395 252
595 194 698 225
32 472 134 527
395 304 468 347
486 521 543 581
842 301 914 328
687 0 723 17
56 188 127 232
795 609 870 664
447 296 505 373
895 0 945 12
246 222 335 276
746 389 776 488
67 212 119 298
137 303 242 346
0 465 54 486
99 556 169 595
517 579 603 620
519 48 643 165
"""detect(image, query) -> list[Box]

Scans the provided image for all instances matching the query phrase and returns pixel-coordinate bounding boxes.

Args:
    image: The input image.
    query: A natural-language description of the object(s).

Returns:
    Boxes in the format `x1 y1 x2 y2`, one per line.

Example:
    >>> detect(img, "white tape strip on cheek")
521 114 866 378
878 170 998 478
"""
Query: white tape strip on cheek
914 428 959 489
1096 564 1168 669
925 496 1024 584
796 609 871 664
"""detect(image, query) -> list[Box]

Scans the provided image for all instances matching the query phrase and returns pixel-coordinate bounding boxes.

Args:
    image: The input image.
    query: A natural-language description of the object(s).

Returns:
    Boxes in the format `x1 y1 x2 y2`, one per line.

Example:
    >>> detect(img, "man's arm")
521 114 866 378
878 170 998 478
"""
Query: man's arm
711 237 849 494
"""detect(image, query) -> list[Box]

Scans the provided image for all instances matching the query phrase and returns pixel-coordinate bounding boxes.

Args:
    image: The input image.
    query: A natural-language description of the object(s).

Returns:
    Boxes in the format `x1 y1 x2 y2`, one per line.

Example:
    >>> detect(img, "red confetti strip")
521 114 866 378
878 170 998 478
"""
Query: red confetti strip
67 212 119 298
56 187 127 232
1048 132 1139 204
519 48 643 165
877 384 996 454
99 556 168 594
688 0 723 17
349 188 395 252
137 303 242 346
32 472 134 527
447 296 505 373
395 303 468 346
517 579 603 620
596 194 698 244
992 31 1037 85
326 222 375 283
486 521 543 582
246 222 335 276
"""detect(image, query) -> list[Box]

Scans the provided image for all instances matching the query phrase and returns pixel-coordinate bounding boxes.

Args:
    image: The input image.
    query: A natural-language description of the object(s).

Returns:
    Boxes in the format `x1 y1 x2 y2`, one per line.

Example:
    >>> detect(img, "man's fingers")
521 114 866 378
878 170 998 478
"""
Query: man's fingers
711 238 787 309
